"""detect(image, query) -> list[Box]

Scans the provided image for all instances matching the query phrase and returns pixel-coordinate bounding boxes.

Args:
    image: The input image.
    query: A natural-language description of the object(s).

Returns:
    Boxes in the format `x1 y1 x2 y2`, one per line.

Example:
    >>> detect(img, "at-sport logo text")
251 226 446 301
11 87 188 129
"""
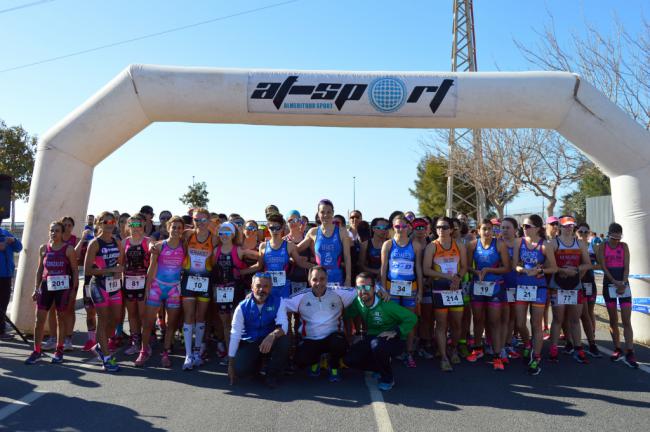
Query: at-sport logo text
250 75 454 114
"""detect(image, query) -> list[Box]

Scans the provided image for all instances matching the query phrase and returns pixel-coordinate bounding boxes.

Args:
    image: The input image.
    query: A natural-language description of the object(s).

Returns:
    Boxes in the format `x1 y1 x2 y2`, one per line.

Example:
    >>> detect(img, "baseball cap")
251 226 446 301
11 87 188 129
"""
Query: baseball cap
490 218 501 226
546 216 559 225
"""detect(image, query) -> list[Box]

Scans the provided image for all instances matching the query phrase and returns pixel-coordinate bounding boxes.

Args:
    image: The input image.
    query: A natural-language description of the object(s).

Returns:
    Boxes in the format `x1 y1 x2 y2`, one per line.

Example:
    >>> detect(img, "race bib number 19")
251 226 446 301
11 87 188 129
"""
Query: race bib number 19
473 281 495 297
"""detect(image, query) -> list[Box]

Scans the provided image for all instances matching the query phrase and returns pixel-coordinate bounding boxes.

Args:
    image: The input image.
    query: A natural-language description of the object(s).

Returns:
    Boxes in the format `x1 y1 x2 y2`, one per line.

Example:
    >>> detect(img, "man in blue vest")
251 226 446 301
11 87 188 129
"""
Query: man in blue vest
228 272 289 388
0 221 23 340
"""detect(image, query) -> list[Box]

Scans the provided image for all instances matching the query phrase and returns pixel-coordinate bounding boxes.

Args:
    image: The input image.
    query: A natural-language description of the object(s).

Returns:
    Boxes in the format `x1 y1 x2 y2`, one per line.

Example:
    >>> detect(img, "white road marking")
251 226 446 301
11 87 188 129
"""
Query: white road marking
0 391 46 422
596 344 650 374
364 371 394 432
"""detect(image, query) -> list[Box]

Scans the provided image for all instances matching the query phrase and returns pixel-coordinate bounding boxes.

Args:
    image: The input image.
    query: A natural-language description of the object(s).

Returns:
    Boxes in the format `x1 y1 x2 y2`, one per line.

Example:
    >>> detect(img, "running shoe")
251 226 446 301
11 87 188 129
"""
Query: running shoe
562 342 575 355
63 337 74 352
507 348 521 360
124 335 140 356
440 358 453 372
543 328 550 341
624 351 639 369
417 347 434 360
108 337 119 353
522 343 532 360
548 345 559 363
610 347 624 362
587 344 603 358
42 336 56 351
377 380 395 391
457 343 470 358
182 355 194 371
328 368 341 383
192 350 203 368
161 350 172 368
527 357 542 376
51 349 64 364
466 348 484 363
82 339 96 352
449 350 461 365
309 363 321 377
493 357 505 371
134 348 151 367
25 350 43 365
572 349 589 364
217 341 228 358
404 353 417 368
102 356 120 373
90 343 106 362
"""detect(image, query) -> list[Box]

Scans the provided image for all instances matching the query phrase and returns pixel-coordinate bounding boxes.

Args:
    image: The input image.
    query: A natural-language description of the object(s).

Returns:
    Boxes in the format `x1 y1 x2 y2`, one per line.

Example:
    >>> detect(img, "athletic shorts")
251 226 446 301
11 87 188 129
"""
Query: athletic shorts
213 282 246 313
550 288 585 306
388 280 418 309
420 279 433 305
514 285 547 306
470 280 506 306
89 279 122 308
36 280 72 312
581 279 597 303
146 280 181 309
122 275 146 302
431 280 464 312
180 272 212 302
602 281 632 308
271 284 291 299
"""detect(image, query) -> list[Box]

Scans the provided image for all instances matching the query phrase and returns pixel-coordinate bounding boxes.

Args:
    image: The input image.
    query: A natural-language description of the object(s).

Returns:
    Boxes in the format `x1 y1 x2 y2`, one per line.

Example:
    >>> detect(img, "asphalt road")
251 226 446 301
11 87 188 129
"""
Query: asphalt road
1 306 649 432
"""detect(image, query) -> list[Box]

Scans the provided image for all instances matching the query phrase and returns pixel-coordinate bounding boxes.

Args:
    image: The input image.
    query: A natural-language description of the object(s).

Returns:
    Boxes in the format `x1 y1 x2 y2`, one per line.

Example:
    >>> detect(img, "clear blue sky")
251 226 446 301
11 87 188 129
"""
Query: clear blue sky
1 0 646 223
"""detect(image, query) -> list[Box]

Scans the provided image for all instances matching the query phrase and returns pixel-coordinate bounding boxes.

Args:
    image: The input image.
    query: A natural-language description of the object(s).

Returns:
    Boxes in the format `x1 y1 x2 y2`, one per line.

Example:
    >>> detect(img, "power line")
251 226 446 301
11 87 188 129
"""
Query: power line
0 0 299 74
0 0 56 15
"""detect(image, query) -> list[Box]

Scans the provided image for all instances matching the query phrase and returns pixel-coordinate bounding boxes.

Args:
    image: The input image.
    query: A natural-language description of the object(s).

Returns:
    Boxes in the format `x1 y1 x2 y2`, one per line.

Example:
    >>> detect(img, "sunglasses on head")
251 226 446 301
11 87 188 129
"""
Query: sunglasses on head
356 285 373 292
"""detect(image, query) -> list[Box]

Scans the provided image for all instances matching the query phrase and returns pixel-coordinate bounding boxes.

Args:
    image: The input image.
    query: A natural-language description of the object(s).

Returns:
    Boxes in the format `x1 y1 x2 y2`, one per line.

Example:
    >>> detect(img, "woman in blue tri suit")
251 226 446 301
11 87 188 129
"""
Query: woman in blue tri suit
297 199 352 287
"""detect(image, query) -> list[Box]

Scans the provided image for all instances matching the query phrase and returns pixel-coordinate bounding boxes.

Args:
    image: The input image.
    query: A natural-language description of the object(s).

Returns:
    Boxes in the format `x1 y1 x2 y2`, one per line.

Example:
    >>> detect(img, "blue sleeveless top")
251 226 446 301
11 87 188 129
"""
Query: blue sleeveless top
472 238 503 283
315 225 344 284
388 239 416 282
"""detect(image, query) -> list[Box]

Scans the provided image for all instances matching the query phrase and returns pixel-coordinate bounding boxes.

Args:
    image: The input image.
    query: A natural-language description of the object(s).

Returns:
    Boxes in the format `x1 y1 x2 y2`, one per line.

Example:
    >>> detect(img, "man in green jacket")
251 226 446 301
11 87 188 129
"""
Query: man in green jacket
343 272 417 391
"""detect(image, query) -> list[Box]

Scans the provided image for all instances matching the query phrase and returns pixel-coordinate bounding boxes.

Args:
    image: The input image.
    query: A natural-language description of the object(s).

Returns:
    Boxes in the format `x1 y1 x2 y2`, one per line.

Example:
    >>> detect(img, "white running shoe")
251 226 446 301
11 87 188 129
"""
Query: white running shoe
182 355 194 371
192 351 203 368
63 337 74 352
42 336 57 351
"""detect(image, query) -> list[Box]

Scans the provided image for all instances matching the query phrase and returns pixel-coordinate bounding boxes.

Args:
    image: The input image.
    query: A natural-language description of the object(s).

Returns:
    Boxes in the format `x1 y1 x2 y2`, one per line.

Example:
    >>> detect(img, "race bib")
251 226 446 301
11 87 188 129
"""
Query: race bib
47 275 69 291
269 271 286 287
215 285 234 303
105 276 121 293
506 287 516 303
439 290 463 306
390 280 413 297
125 275 145 290
557 289 578 305
473 281 495 297
608 283 631 298
516 285 537 302
583 282 593 296
291 281 307 295
187 275 209 293
439 260 458 275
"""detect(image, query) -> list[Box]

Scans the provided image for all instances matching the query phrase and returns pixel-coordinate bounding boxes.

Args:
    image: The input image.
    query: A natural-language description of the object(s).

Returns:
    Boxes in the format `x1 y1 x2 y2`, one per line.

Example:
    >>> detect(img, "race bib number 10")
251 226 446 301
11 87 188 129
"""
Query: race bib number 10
105 276 121 293
187 275 209 293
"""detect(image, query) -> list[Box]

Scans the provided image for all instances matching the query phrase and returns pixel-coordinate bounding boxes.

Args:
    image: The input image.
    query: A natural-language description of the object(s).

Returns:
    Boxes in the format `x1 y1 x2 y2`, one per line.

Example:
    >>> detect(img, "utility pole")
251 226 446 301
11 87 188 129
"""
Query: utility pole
352 176 356 211
446 0 486 221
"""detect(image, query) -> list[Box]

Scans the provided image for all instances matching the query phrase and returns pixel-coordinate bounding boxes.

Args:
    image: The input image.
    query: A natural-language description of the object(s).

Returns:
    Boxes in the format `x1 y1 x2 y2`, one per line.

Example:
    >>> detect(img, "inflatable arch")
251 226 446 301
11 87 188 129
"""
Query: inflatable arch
11 65 650 342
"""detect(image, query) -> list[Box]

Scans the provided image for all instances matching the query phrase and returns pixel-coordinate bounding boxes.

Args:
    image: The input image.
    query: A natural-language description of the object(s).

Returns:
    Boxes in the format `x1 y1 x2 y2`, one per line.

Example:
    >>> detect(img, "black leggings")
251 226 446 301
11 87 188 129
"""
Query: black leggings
294 332 347 369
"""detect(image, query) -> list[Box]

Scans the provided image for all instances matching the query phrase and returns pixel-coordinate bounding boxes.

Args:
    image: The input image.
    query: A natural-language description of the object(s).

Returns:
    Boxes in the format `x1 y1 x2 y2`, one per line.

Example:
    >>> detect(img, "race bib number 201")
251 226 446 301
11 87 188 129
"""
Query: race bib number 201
47 275 69 291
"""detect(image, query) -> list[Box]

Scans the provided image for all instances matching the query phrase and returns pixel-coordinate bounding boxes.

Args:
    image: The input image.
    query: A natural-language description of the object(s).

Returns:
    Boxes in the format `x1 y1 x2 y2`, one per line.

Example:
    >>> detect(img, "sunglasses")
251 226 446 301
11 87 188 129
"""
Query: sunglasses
549 222 559 226
373 224 389 230
356 285 373 292
413 226 426 231
245 226 257 231
268 225 282 232
436 225 450 230
288 218 301 225
522 224 536 229
218 231 233 236
102 220 116 225
193 218 208 223
394 224 408 229
577 230 589 234
129 221 143 228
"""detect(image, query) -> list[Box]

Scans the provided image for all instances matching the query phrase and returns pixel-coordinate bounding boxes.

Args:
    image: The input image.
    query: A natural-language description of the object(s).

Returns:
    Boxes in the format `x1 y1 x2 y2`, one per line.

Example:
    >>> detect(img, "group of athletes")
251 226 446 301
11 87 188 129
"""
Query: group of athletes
22 198 639 390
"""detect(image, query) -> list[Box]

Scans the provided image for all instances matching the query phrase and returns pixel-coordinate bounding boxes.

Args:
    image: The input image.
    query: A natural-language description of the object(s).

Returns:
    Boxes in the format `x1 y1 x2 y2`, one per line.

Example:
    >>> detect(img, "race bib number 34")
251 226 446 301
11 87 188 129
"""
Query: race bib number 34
390 280 413 297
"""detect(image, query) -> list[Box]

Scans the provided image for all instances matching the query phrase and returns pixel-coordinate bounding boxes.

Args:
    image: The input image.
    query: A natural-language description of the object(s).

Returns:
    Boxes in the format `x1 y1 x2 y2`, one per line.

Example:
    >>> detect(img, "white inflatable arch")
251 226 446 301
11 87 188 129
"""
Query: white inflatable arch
11 65 650 342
